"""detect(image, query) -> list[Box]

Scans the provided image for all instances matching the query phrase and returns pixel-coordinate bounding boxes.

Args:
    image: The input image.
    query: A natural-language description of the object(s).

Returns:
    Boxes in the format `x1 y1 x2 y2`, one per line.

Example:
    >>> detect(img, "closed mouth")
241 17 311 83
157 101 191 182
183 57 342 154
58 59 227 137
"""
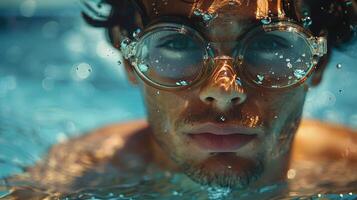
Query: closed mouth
184 122 261 152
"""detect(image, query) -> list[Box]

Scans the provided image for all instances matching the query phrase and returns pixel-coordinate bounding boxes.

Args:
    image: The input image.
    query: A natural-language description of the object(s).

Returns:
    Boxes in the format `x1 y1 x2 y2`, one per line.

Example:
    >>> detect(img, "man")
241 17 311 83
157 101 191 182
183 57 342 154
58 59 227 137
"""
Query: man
5 0 357 198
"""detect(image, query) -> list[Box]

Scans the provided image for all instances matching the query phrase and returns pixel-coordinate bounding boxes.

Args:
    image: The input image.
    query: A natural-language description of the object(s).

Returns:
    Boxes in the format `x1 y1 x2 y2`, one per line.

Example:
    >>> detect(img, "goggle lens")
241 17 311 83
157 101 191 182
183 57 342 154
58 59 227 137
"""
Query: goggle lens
135 30 206 87
241 30 315 88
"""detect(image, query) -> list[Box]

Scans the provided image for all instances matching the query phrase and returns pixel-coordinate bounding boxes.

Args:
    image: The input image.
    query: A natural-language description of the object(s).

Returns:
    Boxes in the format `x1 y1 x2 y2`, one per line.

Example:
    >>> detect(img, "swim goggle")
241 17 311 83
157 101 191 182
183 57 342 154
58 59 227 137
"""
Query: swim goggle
120 19 327 90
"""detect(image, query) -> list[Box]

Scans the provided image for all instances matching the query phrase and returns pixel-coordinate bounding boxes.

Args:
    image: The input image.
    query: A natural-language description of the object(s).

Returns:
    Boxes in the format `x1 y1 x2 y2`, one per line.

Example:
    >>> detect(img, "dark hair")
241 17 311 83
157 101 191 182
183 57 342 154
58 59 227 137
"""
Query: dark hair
81 0 356 49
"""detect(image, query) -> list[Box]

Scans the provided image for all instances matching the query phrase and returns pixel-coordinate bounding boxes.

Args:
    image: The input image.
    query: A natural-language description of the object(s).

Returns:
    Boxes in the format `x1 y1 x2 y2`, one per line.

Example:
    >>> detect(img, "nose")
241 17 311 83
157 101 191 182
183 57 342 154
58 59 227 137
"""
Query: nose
199 56 246 111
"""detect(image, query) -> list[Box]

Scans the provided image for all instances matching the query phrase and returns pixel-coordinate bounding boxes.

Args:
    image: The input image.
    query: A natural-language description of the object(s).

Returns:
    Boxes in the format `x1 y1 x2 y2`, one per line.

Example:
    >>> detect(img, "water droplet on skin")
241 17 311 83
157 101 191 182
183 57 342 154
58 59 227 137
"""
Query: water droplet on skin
236 78 242 86
256 74 264 84
336 63 342 69
203 13 213 21
138 63 149 72
293 69 306 79
220 116 226 122
260 17 272 25
193 8 202 16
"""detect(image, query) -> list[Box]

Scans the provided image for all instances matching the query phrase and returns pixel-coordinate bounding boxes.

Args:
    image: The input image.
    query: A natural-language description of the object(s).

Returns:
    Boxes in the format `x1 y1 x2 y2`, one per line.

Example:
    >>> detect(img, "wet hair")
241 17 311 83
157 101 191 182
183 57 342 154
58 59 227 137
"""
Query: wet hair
81 0 356 48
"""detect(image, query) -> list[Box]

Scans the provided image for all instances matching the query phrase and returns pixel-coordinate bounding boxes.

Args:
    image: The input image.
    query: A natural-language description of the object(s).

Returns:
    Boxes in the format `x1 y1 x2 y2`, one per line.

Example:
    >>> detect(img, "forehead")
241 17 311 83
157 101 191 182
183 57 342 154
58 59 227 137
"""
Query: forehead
140 0 286 40
141 0 285 21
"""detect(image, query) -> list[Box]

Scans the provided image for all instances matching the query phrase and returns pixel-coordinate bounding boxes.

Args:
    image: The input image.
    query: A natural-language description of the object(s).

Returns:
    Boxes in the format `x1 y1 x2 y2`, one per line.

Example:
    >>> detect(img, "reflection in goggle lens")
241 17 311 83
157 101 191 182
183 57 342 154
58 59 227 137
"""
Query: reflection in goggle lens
135 30 206 87
242 31 314 88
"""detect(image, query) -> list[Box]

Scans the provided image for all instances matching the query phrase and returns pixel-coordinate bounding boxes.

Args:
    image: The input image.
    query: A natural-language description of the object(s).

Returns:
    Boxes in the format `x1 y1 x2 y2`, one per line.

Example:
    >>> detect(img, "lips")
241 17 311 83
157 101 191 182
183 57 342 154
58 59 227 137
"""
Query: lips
184 123 261 152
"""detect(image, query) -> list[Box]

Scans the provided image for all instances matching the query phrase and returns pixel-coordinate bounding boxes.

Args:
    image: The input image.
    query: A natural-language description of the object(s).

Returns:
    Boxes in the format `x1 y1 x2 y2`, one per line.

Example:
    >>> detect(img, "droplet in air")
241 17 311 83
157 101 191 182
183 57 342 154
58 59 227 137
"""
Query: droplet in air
74 63 92 80
293 69 306 79
227 165 232 169
260 17 272 25
279 55 284 59
336 63 342 69
287 62 293 69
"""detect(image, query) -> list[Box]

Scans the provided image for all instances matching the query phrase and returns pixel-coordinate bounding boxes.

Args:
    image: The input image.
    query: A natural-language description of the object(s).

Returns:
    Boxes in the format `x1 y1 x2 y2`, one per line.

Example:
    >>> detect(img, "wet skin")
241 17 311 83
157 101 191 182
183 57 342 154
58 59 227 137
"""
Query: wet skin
125 0 314 189
5 0 357 198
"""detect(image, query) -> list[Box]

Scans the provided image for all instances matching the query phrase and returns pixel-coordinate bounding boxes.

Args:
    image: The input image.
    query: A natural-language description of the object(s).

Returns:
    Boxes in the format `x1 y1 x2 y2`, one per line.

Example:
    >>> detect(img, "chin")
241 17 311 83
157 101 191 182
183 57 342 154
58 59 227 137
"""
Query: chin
180 152 265 188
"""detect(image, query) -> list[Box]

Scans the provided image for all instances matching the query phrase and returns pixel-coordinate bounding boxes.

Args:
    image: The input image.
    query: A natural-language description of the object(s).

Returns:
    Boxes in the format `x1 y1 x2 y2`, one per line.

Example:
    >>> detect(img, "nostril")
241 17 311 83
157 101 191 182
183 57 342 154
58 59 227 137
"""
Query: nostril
205 97 215 102
231 97 240 104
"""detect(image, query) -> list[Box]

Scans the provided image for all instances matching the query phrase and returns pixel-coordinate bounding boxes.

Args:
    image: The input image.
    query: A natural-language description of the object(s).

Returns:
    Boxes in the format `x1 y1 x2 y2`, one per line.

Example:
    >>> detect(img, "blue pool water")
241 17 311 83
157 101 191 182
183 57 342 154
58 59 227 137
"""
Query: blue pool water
0 2 357 199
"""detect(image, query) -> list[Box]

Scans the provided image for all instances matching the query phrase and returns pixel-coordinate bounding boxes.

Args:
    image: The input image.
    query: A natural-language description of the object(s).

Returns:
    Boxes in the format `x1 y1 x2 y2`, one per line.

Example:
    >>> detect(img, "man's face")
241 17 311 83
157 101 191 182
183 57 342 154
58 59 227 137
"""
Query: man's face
126 0 315 188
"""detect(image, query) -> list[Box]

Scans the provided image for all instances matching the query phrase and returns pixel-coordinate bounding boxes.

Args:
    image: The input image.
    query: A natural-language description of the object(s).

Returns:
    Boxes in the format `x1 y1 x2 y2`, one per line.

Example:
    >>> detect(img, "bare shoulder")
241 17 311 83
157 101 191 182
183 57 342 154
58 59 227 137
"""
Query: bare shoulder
7 120 151 193
291 119 357 162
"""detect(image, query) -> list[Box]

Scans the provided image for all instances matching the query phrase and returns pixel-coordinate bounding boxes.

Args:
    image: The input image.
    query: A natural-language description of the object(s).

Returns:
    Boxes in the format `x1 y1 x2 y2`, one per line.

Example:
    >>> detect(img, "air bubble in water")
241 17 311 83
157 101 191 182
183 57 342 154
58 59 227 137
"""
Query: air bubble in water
261 17 272 25
336 63 342 69
75 63 92 80
138 63 148 72
293 69 306 79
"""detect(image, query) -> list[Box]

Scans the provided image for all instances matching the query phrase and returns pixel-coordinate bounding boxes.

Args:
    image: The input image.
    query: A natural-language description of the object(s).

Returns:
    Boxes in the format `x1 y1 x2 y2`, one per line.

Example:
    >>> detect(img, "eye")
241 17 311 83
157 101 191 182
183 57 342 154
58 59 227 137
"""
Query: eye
156 34 198 51
250 35 290 51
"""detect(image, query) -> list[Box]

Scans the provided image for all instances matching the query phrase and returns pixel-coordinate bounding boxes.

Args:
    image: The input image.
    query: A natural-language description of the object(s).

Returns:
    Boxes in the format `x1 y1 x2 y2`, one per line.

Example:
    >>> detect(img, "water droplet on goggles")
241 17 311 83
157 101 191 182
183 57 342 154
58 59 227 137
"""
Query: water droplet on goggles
132 28 141 39
293 69 306 79
260 17 272 25
301 16 312 28
138 63 149 72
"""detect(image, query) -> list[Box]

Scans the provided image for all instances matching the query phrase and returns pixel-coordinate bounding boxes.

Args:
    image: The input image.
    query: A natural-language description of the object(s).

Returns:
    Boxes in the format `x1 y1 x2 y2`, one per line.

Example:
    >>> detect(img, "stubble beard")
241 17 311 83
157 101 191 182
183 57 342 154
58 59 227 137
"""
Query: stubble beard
177 152 265 189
